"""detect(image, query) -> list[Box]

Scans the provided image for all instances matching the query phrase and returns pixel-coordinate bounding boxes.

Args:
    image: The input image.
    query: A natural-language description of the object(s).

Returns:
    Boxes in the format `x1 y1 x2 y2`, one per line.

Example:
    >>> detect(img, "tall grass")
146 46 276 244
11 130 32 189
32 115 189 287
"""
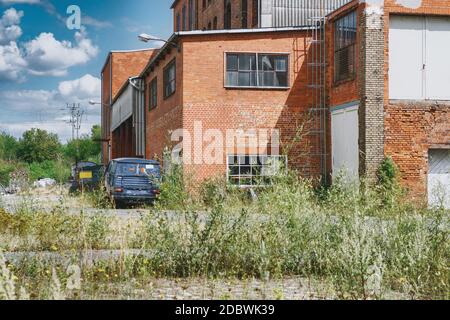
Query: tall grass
0 165 448 300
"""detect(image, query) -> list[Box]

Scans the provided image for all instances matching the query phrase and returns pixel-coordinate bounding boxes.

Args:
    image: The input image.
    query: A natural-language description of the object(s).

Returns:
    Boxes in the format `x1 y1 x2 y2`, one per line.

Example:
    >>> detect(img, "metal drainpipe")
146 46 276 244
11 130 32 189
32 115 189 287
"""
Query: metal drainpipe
128 76 145 158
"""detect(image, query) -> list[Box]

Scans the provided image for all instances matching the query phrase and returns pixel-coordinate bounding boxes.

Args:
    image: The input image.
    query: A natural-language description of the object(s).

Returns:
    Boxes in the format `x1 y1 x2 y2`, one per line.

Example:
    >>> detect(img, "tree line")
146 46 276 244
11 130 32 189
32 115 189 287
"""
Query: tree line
0 125 101 185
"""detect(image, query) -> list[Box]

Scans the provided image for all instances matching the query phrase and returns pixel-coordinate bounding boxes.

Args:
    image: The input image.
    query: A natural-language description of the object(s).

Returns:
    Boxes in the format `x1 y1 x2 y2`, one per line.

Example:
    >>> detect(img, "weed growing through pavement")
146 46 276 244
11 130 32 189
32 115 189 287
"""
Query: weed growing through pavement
0 159 448 300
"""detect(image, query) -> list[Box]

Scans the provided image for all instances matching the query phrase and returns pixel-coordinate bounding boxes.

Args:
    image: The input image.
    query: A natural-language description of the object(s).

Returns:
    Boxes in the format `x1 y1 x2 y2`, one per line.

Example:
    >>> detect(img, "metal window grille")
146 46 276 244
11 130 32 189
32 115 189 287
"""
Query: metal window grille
334 10 357 82
227 155 288 187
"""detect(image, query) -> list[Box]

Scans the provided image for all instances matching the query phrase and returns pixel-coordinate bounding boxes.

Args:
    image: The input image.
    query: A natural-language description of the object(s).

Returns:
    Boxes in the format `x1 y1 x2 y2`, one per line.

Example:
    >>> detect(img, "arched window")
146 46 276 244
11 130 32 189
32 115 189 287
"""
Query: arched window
213 16 218 30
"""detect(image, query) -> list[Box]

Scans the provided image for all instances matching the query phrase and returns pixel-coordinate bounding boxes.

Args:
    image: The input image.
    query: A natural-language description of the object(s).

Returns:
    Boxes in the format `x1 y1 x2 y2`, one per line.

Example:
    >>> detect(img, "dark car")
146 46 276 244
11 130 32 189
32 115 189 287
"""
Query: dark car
69 161 105 193
104 158 161 208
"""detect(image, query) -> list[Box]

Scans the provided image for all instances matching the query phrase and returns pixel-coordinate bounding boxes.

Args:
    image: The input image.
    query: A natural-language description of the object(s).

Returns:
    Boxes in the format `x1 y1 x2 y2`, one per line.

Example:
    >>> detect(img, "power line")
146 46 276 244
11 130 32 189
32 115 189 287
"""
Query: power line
63 103 85 141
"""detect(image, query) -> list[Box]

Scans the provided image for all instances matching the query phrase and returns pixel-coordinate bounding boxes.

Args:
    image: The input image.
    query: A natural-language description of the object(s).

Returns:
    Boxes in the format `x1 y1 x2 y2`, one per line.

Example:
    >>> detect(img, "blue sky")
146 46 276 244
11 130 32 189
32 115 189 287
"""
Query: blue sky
0 0 173 141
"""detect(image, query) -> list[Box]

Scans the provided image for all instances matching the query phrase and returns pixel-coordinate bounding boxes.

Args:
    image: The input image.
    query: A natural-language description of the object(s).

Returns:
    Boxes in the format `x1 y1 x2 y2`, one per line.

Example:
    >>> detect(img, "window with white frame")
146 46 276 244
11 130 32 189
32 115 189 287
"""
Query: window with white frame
225 53 289 88
227 155 287 187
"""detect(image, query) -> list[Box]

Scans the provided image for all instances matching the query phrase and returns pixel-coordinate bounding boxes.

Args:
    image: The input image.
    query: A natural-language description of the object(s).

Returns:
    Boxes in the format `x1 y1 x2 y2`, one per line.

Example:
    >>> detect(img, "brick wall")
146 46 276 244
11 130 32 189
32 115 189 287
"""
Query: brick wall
325 0 450 198
327 1 360 108
359 1 385 180
180 31 318 182
385 102 450 200
100 49 155 164
145 48 184 163
173 0 255 31
382 0 450 199
142 30 321 183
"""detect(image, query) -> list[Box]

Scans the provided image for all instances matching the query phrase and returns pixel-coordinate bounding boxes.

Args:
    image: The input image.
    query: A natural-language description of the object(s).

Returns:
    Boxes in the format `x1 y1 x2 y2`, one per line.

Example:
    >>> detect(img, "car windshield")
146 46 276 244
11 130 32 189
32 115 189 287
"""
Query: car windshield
116 162 161 178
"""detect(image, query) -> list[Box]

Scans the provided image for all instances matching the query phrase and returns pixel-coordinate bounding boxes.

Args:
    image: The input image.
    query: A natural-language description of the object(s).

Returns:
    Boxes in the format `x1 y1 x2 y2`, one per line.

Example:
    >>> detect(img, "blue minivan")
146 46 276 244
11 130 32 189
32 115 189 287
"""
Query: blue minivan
104 158 161 208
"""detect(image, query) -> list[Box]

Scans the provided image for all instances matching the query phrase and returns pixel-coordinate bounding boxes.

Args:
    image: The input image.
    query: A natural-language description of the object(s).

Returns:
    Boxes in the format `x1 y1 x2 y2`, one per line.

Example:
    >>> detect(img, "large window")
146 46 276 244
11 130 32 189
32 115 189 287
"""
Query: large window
163 60 176 99
334 11 357 82
226 53 289 88
149 77 157 110
227 155 287 187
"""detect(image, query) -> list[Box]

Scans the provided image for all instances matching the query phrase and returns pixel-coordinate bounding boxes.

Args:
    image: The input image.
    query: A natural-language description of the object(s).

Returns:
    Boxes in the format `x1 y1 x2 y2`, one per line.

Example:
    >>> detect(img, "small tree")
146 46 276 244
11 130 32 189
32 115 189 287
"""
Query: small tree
0 132 19 161
62 125 101 163
376 156 403 209
17 129 61 163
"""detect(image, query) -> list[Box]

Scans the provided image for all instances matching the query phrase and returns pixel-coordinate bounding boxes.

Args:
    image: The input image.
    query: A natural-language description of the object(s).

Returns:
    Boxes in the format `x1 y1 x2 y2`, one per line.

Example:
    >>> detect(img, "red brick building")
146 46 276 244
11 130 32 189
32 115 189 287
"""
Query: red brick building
325 0 450 206
101 0 450 206
100 49 157 162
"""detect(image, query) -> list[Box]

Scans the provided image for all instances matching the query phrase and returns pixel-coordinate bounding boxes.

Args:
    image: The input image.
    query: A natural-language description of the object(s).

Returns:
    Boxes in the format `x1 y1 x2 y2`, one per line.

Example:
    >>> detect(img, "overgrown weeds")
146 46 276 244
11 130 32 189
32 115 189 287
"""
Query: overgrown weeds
1 157 449 300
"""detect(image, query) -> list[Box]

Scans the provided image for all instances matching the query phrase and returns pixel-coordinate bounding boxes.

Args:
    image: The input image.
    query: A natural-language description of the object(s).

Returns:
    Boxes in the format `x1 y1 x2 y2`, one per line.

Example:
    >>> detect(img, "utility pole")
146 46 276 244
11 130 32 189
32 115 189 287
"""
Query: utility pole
63 103 86 192
65 103 84 141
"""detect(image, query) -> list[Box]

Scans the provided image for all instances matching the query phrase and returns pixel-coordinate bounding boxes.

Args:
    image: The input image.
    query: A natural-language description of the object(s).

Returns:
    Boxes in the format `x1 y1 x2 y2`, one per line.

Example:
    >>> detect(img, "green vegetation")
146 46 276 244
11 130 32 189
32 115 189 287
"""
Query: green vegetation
0 160 448 300
0 126 101 186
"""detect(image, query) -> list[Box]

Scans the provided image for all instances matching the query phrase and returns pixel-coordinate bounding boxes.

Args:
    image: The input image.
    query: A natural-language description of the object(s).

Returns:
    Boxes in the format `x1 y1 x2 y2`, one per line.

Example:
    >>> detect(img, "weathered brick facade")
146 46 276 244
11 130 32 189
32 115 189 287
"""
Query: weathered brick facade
382 0 450 200
172 0 257 31
326 0 450 198
101 49 156 164
385 102 450 200
101 0 450 201
144 30 320 182
359 1 385 180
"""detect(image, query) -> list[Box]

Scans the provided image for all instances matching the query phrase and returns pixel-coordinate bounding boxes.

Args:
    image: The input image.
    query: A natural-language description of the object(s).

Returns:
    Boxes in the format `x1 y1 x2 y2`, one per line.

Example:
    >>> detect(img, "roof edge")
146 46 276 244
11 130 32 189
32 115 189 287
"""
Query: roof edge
140 26 313 77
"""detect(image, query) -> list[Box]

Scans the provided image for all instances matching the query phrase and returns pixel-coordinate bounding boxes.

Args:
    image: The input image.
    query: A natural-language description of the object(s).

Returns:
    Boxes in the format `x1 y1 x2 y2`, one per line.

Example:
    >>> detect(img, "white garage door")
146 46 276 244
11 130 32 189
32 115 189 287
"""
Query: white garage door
389 15 450 100
332 103 359 182
389 15 425 100
428 149 450 209
425 16 450 100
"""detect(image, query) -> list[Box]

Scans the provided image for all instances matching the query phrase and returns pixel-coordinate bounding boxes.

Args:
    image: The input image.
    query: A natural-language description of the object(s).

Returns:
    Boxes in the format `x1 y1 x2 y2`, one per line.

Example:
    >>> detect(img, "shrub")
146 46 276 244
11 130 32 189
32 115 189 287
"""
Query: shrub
376 157 405 210
0 160 16 186
27 159 70 183
156 164 191 210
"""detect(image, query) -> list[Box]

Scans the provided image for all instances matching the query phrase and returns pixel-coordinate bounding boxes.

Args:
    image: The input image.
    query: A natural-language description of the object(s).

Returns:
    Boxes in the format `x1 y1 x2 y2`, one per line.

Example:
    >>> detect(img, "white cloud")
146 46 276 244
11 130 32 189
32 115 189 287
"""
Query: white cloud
0 7 23 44
0 74 101 141
0 41 26 80
83 15 112 29
24 29 99 76
58 74 101 99
0 6 99 81
0 118 99 142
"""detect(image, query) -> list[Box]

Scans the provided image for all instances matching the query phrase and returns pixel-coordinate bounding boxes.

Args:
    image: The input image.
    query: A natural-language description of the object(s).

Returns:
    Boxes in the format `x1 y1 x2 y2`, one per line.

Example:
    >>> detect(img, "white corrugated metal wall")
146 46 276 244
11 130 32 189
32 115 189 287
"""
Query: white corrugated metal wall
260 0 352 28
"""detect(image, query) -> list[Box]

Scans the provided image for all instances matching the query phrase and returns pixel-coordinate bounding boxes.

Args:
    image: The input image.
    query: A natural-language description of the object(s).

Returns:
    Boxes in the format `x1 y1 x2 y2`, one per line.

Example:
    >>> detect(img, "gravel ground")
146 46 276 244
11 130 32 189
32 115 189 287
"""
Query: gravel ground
80 277 334 300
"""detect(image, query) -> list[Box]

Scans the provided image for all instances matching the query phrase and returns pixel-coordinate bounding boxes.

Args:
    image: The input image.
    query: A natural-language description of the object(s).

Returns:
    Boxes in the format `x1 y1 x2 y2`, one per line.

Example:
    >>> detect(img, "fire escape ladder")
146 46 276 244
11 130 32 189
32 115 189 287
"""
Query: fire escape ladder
305 11 328 183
